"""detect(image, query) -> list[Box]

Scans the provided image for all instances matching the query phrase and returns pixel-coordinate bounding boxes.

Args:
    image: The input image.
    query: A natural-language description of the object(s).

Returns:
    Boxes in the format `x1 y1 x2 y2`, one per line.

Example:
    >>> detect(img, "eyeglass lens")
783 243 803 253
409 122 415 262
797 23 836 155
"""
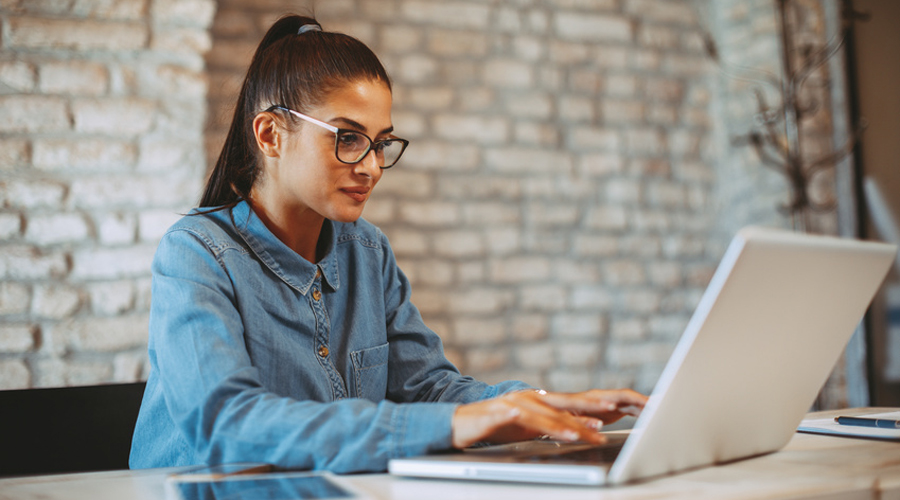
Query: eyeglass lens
336 131 404 168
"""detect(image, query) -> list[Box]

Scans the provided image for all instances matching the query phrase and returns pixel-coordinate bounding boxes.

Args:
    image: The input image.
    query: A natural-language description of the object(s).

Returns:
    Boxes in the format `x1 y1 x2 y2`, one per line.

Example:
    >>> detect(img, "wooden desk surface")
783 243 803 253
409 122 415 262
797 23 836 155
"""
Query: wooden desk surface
1 408 898 500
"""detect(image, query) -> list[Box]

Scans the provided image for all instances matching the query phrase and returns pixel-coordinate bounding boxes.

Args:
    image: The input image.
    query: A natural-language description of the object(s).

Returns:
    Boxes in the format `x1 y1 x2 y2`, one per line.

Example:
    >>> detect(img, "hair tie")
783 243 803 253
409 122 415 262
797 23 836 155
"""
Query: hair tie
297 24 322 35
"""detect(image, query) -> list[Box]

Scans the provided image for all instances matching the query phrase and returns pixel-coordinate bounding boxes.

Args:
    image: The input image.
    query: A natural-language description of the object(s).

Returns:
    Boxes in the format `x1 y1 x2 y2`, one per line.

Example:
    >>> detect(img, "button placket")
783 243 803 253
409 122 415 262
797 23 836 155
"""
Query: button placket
309 267 345 399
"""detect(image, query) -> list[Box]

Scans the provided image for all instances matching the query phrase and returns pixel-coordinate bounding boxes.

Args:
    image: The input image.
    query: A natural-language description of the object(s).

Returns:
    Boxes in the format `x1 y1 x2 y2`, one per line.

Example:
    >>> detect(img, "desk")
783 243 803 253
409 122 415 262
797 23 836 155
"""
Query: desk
2 408 899 500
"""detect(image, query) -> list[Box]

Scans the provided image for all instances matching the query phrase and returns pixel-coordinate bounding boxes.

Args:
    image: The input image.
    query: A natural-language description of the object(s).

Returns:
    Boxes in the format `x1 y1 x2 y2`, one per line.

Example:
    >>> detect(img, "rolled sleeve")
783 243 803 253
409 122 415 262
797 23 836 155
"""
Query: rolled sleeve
389 401 458 458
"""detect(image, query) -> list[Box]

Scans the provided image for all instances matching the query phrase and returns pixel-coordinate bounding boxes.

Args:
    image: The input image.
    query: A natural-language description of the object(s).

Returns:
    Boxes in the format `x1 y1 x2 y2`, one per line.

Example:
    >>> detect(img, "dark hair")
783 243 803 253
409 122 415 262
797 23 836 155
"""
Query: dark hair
200 15 392 209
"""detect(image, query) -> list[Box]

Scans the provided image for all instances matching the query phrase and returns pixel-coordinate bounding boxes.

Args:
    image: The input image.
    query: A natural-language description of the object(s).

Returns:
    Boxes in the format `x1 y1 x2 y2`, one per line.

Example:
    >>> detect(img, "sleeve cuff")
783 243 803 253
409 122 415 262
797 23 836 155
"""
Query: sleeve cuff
390 401 459 457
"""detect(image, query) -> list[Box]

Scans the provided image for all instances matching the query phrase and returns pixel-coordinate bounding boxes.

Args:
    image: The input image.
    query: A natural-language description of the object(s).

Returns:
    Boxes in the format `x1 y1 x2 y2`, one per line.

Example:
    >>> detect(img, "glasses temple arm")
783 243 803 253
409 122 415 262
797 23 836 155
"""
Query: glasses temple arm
277 107 339 133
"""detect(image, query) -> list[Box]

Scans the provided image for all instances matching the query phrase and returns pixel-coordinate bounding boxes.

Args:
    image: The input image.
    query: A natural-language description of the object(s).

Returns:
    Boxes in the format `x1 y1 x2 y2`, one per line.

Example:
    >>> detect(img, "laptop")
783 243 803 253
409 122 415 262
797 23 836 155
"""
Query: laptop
389 226 897 486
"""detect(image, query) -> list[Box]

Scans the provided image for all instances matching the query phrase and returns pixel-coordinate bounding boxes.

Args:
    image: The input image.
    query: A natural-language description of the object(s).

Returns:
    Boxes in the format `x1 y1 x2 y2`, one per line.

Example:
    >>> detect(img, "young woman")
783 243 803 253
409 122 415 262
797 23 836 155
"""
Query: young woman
129 15 646 473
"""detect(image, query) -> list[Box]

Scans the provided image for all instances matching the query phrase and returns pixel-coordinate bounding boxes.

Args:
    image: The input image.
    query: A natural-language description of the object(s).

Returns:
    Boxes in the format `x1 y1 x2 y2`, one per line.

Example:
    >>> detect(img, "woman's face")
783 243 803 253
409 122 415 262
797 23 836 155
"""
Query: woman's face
261 78 393 224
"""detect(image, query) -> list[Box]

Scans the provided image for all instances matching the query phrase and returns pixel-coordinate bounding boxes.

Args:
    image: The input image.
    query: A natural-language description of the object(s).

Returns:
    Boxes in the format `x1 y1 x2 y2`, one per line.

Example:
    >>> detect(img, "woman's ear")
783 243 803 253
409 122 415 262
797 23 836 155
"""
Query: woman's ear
253 112 282 158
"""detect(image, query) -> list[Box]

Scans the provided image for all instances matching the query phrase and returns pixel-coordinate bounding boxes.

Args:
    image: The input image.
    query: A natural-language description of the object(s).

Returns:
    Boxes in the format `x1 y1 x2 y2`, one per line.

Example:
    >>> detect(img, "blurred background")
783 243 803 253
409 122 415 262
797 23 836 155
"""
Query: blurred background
0 0 897 410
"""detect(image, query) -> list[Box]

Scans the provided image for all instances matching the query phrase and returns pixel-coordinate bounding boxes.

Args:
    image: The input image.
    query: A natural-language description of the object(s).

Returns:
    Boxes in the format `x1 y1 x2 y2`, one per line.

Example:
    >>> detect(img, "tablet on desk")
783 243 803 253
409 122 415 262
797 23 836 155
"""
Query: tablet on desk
168 463 274 481
166 471 370 500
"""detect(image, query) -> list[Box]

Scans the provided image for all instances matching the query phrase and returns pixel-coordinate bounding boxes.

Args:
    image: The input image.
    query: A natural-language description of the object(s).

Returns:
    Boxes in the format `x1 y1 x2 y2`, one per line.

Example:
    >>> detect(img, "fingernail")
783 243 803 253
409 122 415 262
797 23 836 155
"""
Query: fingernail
563 430 579 441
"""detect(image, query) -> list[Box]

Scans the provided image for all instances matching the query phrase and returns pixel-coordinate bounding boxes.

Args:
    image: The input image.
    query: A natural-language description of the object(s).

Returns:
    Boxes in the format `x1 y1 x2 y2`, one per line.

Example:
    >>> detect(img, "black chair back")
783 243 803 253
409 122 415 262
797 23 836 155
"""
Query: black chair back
0 381 146 477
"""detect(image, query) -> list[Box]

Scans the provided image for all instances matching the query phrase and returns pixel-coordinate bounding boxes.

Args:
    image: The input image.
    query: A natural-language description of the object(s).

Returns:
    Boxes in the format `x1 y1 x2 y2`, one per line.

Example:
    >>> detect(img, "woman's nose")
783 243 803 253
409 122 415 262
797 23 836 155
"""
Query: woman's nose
353 148 380 177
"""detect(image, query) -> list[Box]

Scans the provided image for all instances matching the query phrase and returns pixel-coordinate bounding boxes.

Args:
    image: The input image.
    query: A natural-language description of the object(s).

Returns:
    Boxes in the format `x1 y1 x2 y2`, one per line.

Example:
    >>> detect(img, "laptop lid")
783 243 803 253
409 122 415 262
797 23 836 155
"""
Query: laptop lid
389 227 897 486
607 226 895 484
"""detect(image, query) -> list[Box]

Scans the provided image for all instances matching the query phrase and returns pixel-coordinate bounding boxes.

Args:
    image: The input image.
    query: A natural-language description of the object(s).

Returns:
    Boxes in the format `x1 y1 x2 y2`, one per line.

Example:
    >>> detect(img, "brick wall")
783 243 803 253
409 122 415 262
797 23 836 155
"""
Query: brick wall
707 0 839 237
0 0 215 388
2 0 851 405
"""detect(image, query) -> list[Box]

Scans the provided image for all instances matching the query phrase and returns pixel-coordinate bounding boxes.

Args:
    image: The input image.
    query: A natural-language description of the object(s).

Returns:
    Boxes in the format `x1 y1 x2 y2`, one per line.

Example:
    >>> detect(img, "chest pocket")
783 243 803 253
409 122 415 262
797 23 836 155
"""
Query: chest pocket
350 343 389 402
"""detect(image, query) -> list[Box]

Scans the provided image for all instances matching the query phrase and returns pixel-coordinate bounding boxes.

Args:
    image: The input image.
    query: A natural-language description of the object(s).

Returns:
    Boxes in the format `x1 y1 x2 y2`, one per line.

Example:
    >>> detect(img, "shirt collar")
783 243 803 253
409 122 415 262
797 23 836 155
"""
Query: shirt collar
232 201 341 295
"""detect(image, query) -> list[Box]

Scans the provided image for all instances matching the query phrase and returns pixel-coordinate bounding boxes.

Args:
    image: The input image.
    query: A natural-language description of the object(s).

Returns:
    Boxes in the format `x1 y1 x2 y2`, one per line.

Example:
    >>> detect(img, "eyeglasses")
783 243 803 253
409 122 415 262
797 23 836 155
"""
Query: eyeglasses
264 106 409 169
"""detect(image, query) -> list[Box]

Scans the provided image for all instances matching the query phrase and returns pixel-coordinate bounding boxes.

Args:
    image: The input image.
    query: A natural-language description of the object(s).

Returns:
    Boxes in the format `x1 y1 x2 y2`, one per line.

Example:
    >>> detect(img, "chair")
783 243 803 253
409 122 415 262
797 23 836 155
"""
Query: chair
0 381 146 477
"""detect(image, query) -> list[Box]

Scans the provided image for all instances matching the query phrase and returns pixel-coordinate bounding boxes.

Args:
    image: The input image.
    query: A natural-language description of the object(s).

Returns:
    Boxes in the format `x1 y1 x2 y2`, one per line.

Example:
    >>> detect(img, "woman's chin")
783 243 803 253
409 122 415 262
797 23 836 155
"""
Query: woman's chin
329 209 365 223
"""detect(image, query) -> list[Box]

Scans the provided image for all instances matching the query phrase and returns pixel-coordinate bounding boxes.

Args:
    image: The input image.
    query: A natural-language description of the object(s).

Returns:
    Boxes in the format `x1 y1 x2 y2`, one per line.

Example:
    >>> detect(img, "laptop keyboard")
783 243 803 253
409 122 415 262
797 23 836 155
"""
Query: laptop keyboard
527 443 624 464
519 434 628 464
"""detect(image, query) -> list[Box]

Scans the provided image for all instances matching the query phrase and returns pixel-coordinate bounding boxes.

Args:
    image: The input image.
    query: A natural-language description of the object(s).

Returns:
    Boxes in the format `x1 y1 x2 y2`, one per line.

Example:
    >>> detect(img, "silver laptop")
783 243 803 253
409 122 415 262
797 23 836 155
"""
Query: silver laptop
389 226 897 486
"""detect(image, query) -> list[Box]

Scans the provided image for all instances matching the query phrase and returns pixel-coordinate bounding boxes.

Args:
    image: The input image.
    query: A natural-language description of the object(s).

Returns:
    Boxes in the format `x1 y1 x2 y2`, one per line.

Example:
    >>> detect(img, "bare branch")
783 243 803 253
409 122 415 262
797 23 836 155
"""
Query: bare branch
805 119 867 175
749 134 789 173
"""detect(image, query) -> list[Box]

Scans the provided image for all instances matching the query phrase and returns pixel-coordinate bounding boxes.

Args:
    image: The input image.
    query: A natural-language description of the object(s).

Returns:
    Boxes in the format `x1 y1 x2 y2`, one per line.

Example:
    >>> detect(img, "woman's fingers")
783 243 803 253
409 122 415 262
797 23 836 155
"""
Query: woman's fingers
451 391 609 449
451 398 522 449
540 388 647 410
540 389 648 420
451 388 650 449
575 415 605 431
507 395 605 443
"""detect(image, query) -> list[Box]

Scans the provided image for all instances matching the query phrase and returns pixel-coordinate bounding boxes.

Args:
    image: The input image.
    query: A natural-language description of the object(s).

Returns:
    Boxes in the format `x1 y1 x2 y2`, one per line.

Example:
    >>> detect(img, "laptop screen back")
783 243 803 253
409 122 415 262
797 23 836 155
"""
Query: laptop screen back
607 227 896 484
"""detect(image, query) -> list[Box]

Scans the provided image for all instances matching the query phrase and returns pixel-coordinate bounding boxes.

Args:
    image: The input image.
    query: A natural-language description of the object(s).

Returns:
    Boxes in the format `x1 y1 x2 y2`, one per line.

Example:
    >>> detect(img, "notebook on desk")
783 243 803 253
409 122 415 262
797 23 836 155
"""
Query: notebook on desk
389 226 897 486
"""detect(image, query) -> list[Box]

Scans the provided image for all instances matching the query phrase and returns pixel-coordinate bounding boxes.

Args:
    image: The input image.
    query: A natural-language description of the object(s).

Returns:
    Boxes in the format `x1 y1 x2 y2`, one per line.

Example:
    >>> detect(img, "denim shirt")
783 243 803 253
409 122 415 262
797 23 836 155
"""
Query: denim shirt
129 201 529 473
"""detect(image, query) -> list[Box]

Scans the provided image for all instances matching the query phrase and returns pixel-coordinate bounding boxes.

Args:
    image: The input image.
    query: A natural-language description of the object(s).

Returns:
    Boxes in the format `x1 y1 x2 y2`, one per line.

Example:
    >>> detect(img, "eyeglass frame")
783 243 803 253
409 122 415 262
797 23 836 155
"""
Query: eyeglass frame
263 105 409 169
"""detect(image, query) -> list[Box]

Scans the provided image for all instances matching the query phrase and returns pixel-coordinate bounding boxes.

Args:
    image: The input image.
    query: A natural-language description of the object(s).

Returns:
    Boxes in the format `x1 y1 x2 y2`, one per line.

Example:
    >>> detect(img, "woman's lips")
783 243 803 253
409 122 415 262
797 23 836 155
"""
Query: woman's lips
341 186 369 203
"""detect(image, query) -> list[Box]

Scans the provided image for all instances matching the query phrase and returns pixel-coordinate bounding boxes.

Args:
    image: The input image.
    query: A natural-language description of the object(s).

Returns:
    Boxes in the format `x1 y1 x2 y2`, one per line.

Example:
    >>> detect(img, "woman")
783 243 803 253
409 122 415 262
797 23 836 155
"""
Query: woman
129 14 646 473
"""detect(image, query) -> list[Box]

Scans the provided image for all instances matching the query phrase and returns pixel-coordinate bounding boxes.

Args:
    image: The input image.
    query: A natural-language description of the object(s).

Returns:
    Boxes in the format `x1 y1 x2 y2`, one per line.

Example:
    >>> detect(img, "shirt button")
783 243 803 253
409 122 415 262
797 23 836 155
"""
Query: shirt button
312 289 321 301
317 345 329 357
315 268 321 279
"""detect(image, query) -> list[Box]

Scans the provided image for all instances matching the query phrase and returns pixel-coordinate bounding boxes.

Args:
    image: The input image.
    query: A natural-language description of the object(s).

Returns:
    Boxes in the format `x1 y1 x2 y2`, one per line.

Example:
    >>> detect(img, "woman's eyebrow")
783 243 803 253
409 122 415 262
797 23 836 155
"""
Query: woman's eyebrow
332 117 393 135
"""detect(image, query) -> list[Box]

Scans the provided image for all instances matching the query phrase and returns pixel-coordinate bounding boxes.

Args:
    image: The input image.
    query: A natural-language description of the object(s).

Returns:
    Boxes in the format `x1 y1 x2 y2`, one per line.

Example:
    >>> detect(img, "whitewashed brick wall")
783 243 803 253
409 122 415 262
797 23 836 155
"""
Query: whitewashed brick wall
0 0 215 388
707 0 839 237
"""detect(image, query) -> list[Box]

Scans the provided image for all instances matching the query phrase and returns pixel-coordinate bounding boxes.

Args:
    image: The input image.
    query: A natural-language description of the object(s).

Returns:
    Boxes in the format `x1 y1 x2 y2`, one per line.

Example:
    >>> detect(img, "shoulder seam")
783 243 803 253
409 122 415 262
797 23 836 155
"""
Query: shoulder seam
165 225 249 258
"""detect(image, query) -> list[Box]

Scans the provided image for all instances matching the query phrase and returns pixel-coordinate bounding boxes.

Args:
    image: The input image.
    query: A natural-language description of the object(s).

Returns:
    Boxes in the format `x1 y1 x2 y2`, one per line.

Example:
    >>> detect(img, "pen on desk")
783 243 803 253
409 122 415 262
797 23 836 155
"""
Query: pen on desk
834 416 900 429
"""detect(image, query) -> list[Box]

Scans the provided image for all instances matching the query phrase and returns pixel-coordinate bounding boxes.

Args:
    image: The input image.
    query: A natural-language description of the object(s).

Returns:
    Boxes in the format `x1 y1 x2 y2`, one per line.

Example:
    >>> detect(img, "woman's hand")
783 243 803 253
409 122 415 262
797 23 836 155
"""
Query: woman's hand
451 389 648 449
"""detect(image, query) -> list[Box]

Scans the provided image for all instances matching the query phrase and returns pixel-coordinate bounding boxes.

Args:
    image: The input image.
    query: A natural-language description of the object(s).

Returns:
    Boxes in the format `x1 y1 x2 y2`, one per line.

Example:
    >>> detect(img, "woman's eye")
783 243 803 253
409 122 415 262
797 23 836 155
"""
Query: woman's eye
338 132 365 148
